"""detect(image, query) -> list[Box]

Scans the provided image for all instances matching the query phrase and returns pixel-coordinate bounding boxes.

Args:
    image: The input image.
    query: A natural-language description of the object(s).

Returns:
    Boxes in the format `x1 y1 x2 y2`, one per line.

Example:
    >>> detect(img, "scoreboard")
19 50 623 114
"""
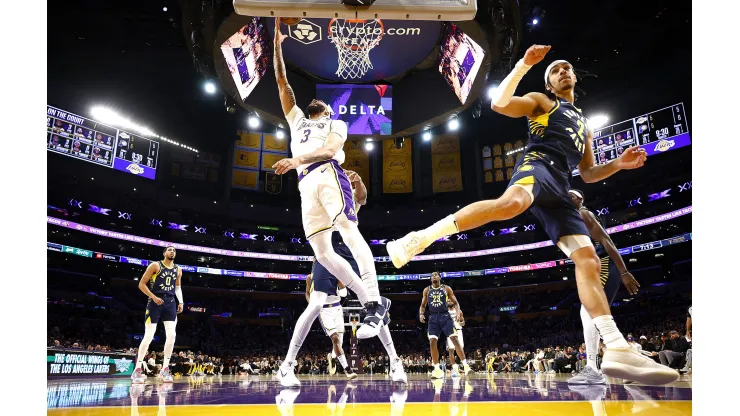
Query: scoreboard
574 103 690 175
47 105 159 180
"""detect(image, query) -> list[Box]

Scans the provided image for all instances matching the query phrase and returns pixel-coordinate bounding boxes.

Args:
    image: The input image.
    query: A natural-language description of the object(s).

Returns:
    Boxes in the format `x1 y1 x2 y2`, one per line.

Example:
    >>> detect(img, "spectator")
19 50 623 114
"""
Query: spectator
659 330 690 368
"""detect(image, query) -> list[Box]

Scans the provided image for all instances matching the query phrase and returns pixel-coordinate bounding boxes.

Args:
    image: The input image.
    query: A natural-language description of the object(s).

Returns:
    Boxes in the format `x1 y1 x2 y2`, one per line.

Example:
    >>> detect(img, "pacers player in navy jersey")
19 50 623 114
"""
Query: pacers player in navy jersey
132 246 183 383
419 272 470 379
389 45 678 385
567 189 641 385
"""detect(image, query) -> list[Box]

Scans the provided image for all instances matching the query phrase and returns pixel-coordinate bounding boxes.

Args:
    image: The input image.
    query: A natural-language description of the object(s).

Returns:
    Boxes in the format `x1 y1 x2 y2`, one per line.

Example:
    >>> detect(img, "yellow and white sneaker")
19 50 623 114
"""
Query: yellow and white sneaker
463 362 472 375
431 366 444 379
387 232 426 268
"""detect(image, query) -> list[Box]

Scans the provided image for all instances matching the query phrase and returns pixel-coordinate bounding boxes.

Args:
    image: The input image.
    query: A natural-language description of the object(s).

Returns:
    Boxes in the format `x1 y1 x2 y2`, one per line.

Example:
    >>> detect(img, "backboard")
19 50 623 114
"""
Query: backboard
233 0 477 21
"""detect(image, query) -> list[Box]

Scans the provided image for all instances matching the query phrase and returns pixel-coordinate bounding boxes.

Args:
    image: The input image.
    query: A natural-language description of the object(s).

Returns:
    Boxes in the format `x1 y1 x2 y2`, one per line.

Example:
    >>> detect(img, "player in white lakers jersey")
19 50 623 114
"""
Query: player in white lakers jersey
271 17 387 383
446 299 467 377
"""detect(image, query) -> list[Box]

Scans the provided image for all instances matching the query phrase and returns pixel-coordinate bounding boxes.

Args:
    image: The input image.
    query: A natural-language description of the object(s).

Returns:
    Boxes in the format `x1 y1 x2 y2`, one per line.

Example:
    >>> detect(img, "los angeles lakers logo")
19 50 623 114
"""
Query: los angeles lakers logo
389 178 408 190
437 156 457 170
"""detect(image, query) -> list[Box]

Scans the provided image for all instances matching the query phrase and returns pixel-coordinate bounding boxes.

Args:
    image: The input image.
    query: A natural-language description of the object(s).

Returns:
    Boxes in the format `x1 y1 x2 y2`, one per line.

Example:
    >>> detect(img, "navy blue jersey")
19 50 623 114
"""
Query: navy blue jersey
149 261 178 295
427 285 448 314
525 98 589 176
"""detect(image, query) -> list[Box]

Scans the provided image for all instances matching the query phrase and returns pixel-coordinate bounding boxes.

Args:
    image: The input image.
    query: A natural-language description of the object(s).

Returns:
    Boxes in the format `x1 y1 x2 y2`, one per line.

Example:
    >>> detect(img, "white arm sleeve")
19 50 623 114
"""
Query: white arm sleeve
286 105 305 130
175 286 183 304
337 287 348 298
491 59 533 107
329 120 348 142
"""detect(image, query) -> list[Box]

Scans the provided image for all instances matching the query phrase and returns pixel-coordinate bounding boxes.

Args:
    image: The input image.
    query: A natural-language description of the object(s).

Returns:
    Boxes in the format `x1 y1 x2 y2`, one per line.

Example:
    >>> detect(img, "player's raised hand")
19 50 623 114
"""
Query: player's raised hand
272 157 300 175
523 45 552 66
615 146 648 170
274 18 288 44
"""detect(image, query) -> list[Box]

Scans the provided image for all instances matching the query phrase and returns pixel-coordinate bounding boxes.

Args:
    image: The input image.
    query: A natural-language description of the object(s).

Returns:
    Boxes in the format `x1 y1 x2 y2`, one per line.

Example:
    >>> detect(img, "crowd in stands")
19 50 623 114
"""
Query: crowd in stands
48 279 692 377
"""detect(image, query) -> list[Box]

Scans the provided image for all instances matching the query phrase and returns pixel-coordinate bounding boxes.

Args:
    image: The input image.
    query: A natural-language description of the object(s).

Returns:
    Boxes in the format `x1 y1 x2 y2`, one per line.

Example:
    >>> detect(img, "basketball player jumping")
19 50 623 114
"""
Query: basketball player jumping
567 188 641 385
388 45 678 385
446 298 467 377
278 169 407 387
420 272 470 379
131 246 183 384
271 17 387 343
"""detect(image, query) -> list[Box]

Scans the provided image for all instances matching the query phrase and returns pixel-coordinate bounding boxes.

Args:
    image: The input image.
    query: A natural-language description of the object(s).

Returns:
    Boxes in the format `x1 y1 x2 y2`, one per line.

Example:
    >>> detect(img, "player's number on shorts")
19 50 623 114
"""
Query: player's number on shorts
301 129 311 143
566 120 586 153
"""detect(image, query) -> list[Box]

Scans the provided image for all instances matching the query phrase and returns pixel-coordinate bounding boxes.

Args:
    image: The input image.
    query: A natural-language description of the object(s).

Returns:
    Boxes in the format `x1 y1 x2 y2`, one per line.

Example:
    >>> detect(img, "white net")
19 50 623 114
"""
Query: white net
329 19 384 80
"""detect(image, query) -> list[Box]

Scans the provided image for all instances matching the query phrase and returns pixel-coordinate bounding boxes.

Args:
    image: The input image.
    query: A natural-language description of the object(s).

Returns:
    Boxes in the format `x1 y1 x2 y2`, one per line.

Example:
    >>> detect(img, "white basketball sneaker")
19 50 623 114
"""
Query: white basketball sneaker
387 232 426 269
160 367 174 383
277 361 301 388
131 367 147 384
390 358 408 383
600 347 679 385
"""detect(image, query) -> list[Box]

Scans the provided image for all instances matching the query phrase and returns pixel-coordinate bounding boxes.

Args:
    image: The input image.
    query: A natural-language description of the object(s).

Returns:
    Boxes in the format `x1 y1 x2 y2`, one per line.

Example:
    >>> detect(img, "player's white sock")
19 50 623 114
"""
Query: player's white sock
592 315 630 349
580 305 600 369
331 350 338 359
420 215 459 247
337 355 349 369
309 232 372 304
336 220 381 302
378 326 398 361
163 321 176 370
286 291 326 362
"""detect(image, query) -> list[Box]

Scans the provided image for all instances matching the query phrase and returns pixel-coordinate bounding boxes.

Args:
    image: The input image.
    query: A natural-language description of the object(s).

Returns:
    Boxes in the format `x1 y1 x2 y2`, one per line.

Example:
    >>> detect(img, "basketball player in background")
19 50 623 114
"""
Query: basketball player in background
131 246 183 384
567 189 641 385
388 45 677 385
271 17 387 346
420 272 470 379
446 299 467 377
277 169 406 386
305 272 357 381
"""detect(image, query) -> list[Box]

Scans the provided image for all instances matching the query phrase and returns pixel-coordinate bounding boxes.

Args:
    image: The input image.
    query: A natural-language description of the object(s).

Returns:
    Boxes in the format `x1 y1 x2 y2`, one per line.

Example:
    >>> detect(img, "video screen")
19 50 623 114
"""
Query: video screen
220 17 270 101
438 23 485 105
316 84 392 136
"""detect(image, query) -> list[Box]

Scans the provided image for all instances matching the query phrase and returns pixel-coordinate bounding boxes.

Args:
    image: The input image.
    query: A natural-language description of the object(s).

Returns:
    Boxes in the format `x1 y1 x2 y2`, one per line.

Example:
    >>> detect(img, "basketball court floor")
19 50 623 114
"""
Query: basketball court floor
47 373 692 415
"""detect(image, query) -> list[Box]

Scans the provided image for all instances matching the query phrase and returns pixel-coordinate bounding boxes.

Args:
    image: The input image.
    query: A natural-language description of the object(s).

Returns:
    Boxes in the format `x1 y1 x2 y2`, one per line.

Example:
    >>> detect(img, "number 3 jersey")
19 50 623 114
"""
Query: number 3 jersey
286 105 348 175
149 261 178 296
525 98 590 176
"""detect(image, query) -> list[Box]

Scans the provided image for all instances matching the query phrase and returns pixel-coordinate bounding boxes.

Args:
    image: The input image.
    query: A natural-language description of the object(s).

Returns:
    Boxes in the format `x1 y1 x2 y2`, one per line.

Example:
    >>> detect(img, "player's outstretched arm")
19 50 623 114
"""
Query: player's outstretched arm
491 45 552 118
175 267 184 313
579 209 639 295
579 130 647 183
419 287 429 323
273 18 297 116
138 263 163 304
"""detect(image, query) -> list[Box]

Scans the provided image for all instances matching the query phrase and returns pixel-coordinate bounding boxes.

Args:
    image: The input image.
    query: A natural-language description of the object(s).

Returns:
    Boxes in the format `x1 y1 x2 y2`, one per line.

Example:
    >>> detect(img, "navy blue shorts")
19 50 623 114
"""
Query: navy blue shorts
427 313 456 340
311 240 359 296
145 295 177 324
600 256 622 304
508 159 589 244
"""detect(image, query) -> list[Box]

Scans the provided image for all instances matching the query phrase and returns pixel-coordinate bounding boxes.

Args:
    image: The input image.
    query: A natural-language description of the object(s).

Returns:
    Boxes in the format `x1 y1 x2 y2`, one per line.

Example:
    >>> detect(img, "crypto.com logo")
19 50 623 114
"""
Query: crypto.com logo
289 20 322 45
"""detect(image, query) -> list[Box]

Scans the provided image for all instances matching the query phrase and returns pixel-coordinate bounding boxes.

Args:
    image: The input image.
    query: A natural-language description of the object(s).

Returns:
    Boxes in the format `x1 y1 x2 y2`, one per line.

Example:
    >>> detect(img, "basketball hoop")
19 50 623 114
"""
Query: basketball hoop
328 19 385 79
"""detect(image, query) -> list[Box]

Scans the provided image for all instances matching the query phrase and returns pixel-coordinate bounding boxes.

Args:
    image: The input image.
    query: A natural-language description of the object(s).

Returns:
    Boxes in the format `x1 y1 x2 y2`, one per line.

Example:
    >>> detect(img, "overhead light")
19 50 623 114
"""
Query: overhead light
588 114 609 130
248 115 260 128
422 130 432 141
488 83 500 100
506 146 526 156
276 130 285 140
91 105 198 152
562 277 568 280
447 117 459 131
163 7 168 12
204 81 217 94
532 18 539 25
364 141 374 151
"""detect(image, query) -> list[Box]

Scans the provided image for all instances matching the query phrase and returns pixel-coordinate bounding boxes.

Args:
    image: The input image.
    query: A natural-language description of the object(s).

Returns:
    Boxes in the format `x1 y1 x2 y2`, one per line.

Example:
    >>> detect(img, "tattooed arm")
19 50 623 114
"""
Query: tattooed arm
274 18 297 116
